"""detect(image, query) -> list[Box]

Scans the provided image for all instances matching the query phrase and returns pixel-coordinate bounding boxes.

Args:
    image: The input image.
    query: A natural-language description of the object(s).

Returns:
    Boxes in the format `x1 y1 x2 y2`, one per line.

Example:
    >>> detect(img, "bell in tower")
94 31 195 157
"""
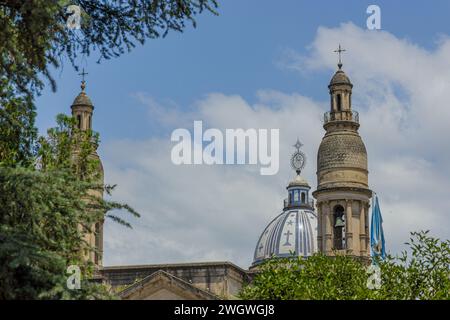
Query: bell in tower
312 45 371 260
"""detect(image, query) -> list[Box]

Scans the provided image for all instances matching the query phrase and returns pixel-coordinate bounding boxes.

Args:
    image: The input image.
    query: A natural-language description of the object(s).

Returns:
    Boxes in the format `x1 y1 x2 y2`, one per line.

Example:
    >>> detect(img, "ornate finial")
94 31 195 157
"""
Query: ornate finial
334 44 346 70
290 138 306 175
293 138 303 152
78 68 88 92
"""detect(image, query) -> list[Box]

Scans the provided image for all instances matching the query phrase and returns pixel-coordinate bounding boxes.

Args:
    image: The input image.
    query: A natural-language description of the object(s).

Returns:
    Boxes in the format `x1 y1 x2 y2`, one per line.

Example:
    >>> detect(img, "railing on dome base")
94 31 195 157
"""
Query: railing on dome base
323 110 359 124
283 198 314 210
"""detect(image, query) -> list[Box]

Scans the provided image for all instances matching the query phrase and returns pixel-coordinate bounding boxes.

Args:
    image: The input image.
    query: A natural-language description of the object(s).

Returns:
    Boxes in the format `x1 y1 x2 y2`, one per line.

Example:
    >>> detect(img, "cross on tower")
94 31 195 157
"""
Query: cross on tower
334 44 346 69
79 68 88 81
78 68 88 91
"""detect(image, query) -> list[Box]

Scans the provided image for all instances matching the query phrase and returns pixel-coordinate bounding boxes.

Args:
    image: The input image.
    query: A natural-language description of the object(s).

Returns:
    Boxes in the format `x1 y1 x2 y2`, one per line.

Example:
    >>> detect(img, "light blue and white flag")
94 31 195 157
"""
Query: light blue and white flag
370 194 386 263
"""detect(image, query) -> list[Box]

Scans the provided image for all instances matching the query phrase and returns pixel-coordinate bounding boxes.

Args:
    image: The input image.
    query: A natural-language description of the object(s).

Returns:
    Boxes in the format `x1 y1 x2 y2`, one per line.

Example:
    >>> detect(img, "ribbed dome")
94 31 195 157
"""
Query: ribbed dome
329 70 352 87
318 132 367 172
253 209 317 266
72 92 93 107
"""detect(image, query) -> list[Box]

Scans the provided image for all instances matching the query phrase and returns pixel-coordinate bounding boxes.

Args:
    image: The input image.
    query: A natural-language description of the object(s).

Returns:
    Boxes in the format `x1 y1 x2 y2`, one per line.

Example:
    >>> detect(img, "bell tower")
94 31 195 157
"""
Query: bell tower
312 46 371 260
71 70 104 267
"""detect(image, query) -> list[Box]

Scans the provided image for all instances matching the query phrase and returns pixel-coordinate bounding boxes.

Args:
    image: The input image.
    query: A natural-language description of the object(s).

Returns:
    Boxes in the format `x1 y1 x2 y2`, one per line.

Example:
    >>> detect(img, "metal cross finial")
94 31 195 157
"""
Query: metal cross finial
78 68 88 91
293 138 303 152
334 44 346 69
79 68 88 81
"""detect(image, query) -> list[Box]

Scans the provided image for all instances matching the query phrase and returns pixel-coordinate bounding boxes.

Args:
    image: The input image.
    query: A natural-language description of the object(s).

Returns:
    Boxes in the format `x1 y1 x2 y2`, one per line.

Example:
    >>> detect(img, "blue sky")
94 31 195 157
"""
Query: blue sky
34 1 450 267
36 0 450 138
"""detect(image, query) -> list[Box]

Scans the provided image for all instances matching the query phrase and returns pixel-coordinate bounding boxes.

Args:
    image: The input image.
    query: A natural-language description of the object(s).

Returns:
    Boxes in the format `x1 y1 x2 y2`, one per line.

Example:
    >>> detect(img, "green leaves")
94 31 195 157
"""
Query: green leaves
377 231 450 300
0 0 219 98
241 232 450 300
0 0 214 300
0 79 37 166
0 114 139 299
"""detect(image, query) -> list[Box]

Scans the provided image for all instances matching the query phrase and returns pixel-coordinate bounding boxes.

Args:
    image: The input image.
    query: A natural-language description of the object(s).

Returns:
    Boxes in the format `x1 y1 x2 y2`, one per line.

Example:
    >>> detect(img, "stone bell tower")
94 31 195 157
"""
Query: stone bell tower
312 46 371 259
71 71 104 267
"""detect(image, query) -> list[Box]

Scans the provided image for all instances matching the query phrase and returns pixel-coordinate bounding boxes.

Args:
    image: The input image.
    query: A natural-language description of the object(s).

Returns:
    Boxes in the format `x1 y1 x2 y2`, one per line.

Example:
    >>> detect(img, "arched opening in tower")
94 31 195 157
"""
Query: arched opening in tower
333 205 345 250
336 94 342 111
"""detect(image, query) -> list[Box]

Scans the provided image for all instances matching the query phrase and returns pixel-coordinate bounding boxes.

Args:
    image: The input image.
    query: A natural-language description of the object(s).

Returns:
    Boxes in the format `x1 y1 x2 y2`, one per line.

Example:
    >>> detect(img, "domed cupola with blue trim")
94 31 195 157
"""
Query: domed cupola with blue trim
284 139 314 211
251 140 317 268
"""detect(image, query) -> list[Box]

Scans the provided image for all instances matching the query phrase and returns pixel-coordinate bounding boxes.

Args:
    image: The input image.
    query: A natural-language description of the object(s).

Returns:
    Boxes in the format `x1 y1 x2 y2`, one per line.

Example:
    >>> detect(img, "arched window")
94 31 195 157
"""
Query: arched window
301 192 306 203
337 94 342 111
77 115 82 129
88 115 92 129
293 190 299 202
333 205 345 250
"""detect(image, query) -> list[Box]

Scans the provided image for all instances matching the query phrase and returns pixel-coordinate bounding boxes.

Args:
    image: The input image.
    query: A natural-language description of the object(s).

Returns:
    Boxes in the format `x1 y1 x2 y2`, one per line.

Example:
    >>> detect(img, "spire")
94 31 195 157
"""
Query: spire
334 44 346 70
314 46 371 261
69 70 104 268
291 138 306 176
78 68 88 92
71 70 94 131
326 46 356 124
72 68 93 108
329 44 352 89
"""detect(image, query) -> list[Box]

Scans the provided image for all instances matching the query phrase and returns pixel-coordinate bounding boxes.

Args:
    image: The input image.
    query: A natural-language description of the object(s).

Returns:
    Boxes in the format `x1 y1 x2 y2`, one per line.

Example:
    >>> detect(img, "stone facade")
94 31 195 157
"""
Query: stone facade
100 262 252 299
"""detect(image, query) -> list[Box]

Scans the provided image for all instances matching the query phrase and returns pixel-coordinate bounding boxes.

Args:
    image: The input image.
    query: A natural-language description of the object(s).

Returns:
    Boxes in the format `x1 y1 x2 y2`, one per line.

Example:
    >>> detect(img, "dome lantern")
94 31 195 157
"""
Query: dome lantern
71 69 94 131
285 139 314 210
324 45 359 131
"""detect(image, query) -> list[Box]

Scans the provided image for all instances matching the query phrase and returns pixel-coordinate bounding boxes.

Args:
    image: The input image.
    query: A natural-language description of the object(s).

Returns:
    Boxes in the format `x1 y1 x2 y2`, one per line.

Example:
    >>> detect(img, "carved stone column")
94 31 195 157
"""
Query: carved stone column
346 200 353 253
365 202 370 253
317 204 323 252
324 201 332 254
360 203 366 256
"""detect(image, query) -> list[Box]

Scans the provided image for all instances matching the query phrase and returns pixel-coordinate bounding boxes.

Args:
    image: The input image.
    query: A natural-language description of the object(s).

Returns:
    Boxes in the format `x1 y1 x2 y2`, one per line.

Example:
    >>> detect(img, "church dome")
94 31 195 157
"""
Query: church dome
72 79 93 108
72 91 93 107
318 132 367 172
288 174 309 188
329 70 352 88
252 209 317 266
252 140 317 268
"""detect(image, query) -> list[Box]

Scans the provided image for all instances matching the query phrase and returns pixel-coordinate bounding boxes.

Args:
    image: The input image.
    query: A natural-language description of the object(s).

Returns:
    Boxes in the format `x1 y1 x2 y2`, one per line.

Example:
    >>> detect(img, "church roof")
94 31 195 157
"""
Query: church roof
287 174 310 188
100 261 251 297
71 80 93 107
252 208 317 267
318 132 368 172
101 261 248 274
72 91 93 107
119 270 219 300
329 69 352 87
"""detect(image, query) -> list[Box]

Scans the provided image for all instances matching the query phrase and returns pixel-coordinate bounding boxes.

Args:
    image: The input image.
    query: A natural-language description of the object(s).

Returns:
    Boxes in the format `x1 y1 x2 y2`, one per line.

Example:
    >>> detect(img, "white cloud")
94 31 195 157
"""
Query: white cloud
102 92 323 267
102 23 450 268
